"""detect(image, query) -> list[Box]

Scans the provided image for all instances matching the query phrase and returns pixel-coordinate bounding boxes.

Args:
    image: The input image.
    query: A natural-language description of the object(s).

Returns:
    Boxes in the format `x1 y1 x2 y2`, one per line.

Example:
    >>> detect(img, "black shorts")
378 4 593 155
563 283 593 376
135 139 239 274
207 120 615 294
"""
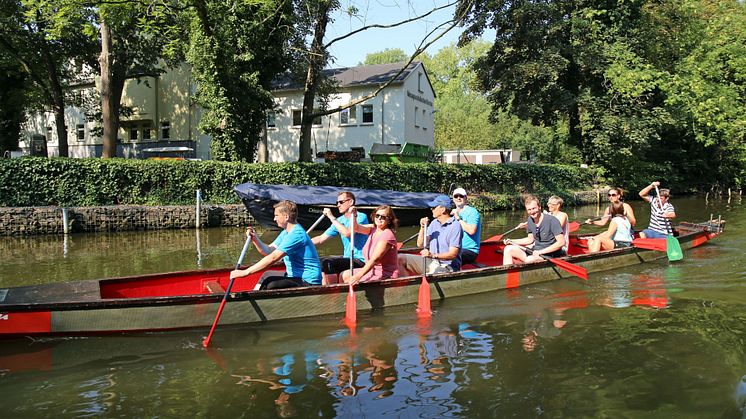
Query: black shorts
321 256 364 274
614 241 632 249
462 249 478 264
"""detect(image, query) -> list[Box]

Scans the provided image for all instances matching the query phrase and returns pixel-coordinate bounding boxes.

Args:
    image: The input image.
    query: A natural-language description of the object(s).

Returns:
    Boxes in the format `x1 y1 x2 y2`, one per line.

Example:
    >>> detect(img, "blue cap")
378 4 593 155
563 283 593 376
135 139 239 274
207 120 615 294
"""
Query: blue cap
427 195 453 210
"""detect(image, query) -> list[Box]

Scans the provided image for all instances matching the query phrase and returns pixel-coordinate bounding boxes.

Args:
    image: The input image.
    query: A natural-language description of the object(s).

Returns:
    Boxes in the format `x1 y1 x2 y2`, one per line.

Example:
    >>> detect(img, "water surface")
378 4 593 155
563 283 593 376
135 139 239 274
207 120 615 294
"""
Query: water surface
1 196 744 417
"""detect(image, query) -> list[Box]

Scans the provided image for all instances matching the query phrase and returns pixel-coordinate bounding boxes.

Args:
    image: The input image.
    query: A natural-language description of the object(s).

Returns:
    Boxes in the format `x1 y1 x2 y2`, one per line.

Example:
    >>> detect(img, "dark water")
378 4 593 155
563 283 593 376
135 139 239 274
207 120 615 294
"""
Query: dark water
1 196 745 417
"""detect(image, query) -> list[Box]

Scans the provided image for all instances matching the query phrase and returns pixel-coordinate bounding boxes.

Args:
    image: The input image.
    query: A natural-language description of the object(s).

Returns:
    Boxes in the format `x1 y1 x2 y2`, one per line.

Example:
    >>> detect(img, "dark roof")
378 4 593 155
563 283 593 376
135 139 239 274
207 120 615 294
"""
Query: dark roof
273 61 422 91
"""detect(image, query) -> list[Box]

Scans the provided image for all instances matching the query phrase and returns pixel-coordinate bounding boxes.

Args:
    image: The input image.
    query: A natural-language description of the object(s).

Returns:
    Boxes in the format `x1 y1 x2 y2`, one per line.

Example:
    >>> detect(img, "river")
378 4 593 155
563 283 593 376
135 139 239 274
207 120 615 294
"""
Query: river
0 195 744 417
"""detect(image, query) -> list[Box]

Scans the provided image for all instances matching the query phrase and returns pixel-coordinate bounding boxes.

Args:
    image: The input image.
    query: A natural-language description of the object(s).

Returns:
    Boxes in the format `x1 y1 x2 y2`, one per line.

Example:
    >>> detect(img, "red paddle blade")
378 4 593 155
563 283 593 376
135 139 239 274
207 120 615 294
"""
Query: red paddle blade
345 284 357 325
416 277 432 317
632 238 667 252
548 257 588 281
568 222 580 233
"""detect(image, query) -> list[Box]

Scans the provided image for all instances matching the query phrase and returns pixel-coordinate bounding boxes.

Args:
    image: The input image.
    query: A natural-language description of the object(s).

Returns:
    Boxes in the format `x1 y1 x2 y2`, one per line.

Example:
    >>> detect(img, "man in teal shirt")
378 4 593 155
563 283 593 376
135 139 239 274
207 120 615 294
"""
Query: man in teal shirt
451 187 482 265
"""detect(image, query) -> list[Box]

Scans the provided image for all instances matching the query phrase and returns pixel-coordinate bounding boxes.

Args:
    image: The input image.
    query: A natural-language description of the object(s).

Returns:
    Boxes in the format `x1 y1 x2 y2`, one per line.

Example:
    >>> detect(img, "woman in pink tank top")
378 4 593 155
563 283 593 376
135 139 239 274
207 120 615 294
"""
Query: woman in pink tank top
342 205 399 284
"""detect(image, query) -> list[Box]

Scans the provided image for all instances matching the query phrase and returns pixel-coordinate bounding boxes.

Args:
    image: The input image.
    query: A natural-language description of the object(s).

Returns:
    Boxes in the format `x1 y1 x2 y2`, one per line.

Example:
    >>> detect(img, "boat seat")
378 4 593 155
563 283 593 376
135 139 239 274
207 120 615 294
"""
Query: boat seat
204 280 226 294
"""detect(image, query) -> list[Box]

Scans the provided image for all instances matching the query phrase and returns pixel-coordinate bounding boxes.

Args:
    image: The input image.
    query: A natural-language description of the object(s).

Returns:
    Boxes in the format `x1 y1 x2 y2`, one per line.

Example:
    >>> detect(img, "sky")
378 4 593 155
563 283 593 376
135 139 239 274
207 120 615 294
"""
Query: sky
325 1 491 68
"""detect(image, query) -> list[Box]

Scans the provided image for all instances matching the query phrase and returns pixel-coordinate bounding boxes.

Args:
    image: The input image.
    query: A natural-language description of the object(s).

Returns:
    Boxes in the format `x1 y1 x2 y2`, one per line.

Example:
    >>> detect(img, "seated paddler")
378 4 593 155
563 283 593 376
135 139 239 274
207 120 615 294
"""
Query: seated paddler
502 195 566 265
230 200 322 290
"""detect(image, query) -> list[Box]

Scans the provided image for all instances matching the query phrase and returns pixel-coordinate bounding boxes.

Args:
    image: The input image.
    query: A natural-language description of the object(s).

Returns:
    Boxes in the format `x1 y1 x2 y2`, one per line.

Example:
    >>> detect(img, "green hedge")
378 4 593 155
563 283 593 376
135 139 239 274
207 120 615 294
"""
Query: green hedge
0 157 602 208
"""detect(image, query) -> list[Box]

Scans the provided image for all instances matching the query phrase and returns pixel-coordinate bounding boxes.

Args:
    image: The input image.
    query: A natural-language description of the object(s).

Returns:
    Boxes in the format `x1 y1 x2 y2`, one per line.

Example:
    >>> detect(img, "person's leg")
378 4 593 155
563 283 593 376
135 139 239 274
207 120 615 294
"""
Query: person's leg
588 236 601 253
461 249 478 265
502 245 528 265
598 236 616 251
264 276 306 290
398 253 425 276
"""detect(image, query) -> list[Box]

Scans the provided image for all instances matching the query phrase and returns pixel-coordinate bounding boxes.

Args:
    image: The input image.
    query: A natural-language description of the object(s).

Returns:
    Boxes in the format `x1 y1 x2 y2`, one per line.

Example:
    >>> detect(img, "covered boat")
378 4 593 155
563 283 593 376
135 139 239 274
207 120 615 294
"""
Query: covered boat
0 220 724 339
233 182 441 230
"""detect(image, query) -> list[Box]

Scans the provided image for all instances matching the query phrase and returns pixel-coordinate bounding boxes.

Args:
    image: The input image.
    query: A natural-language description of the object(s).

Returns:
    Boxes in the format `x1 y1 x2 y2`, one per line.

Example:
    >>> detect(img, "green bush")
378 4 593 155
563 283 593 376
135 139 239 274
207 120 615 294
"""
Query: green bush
0 158 601 208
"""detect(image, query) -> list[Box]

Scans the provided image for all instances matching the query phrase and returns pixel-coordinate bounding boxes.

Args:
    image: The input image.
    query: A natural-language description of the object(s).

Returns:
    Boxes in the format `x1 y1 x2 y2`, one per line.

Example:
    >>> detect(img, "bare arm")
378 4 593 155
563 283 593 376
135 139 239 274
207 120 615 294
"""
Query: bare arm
623 203 637 227
639 181 659 202
598 219 619 240
230 249 285 279
311 233 330 246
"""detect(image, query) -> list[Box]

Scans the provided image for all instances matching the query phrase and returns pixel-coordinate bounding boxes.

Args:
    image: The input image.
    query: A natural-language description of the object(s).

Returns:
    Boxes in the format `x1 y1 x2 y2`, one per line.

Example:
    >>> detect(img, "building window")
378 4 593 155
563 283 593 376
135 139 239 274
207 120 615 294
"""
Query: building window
340 106 356 125
292 110 302 127
362 105 373 124
76 124 85 141
161 121 170 139
129 128 139 141
418 73 423 93
414 106 419 127
422 109 427 130
143 128 152 140
46 126 53 142
267 111 276 128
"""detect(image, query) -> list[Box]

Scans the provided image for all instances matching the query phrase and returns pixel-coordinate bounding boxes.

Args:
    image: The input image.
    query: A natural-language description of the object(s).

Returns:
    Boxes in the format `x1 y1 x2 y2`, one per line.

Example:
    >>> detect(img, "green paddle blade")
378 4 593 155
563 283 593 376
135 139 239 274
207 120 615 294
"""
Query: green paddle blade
666 235 683 261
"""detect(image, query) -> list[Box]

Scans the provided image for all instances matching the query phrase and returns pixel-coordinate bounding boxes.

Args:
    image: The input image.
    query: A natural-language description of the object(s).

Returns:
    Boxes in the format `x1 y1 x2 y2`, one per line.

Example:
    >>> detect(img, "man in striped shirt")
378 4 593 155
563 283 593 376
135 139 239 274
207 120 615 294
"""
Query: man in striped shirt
638 181 676 239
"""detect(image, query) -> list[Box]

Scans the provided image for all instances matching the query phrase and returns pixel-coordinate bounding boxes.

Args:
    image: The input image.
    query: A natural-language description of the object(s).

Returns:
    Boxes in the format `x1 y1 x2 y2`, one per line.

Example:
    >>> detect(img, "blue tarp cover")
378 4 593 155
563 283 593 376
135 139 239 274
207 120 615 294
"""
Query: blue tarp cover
234 183 442 208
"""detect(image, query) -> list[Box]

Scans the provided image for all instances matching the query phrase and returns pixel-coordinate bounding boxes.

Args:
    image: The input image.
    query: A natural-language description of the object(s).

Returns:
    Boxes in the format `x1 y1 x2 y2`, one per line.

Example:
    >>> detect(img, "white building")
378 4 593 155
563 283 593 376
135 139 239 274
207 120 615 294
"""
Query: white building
20 61 435 162
264 61 435 162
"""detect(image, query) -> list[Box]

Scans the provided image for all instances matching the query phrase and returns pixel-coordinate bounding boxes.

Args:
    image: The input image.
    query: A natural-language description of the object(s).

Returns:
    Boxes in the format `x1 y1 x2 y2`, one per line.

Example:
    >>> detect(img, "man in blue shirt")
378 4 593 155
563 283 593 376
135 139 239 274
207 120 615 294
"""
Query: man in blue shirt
230 200 322 289
311 191 369 284
398 194 463 275
450 187 482 265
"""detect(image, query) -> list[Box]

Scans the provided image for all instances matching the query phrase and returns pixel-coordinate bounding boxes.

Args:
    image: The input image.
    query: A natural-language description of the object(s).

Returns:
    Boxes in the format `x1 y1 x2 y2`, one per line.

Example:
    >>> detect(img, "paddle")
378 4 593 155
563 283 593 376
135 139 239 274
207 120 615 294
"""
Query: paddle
345 212 357 325
484 224 523 243
516 244 588 281
417 221 432 318
396 232 420 250
307 213 327 232
632 238 667 252
568 221 581 233
202 234 253 348
655 185 683 262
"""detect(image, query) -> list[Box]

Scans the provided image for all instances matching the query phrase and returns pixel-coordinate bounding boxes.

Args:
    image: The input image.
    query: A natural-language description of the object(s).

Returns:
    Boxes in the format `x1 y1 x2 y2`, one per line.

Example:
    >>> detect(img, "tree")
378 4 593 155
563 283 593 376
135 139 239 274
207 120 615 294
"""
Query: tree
0 55 27 155
460 0 743 187
362 48 408 65
293 0 472 162
185 0 294 161
0 0 97 157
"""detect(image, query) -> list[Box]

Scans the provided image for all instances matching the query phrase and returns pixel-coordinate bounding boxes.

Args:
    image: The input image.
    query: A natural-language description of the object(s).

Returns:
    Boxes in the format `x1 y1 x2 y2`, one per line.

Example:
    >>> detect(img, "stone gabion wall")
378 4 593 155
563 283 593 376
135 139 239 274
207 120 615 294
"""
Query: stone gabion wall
0 204 254 236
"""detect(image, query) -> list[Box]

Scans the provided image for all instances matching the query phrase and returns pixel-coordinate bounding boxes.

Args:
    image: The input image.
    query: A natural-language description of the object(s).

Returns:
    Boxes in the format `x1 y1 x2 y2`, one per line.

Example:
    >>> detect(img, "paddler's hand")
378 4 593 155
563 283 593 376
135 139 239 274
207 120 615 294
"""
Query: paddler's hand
420 217 429 229
230 269 246 280
322 208 334 219
348 205 358 216
245 226 256 239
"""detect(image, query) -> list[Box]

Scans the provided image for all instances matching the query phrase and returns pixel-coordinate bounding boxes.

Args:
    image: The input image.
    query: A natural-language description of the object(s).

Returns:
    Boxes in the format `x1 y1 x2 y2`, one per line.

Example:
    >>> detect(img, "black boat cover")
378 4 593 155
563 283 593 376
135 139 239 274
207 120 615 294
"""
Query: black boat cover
234 183 442 208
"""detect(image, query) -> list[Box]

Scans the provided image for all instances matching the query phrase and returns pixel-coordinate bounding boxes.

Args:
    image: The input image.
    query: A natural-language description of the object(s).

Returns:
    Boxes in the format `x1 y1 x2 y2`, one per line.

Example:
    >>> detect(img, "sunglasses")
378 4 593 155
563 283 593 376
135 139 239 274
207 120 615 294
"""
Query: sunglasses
608 193 618 197
374 213 389 220
453 194 466 199
336 198 351 205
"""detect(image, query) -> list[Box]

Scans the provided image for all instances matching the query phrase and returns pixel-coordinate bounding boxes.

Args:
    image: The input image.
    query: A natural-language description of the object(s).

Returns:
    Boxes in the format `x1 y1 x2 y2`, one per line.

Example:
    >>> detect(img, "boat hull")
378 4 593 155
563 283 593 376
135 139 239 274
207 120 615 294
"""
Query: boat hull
0 221 724 338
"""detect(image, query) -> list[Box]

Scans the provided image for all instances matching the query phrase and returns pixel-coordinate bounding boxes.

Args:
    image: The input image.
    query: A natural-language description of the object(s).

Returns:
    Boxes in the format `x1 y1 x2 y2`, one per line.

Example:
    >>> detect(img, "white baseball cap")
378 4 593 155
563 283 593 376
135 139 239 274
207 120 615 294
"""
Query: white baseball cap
452 188 467 197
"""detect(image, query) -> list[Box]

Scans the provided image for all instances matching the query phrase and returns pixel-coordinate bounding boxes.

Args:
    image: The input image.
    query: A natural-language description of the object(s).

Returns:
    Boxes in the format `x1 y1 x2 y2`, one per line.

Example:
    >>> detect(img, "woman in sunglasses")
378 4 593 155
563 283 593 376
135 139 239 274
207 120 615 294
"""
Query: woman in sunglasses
587 202 633 252
341 205 399 284
585 187 637 227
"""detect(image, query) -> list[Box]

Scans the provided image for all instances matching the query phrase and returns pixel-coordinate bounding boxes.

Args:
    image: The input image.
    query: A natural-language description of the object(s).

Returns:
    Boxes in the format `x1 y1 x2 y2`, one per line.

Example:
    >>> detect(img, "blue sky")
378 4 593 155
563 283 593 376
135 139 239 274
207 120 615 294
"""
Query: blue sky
325 1 490 68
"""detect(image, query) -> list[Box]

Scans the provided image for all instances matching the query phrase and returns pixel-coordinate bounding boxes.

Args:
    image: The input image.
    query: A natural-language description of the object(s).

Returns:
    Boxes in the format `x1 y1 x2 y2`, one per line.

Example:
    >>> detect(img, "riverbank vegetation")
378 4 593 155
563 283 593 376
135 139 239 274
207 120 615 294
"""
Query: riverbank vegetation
0 0 742 193
0 158 599 210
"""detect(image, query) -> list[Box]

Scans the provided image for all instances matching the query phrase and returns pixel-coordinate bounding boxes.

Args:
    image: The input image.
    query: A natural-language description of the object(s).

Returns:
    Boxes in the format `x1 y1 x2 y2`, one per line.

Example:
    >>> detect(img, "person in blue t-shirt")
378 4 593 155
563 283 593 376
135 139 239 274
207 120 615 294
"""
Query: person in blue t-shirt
230 200 322 289
450 187 482 265
311 191 369 284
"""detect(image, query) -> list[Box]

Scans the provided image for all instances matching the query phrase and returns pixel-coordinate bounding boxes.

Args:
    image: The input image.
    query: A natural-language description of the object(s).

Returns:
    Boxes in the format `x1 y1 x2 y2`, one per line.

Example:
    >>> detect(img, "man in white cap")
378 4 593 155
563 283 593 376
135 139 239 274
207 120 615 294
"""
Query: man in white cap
451 187 482 265
398 194 463 275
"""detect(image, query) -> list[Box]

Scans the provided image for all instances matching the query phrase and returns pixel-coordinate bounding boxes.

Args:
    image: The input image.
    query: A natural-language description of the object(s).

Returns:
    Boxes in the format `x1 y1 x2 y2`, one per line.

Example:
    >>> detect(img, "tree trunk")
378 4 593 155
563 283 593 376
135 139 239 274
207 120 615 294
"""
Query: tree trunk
299 4 331 162
99 17 118 158
38 25 68 157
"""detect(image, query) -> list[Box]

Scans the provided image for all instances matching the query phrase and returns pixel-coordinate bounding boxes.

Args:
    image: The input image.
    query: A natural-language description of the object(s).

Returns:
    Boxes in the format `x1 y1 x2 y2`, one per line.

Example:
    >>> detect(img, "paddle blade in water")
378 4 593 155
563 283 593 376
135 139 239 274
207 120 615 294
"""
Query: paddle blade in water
666 235 683 261
416 277 432 318
345 284 357 325
547 257 588 281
